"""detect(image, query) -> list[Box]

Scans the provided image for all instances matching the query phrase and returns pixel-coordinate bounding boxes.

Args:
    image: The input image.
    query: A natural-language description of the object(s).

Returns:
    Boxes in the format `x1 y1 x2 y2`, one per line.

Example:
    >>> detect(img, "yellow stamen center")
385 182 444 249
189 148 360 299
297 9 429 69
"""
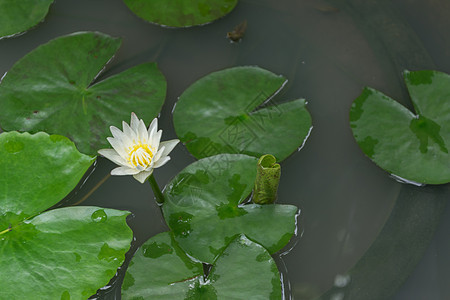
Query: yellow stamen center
127 143 154 169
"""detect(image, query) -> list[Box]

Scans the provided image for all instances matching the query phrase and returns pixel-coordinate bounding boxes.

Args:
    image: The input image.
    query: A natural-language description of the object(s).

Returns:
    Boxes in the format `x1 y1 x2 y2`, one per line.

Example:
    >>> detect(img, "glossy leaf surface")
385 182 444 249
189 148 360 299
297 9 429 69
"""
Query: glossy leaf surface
122 231 203 299
0 132 133 298
122 233 281 299
123 0 238 28
0 0 54 38
0 131 94 229
162 154 298 263
1 206 132 299
350 70 450 184
173 66 312 162
0 32 166 155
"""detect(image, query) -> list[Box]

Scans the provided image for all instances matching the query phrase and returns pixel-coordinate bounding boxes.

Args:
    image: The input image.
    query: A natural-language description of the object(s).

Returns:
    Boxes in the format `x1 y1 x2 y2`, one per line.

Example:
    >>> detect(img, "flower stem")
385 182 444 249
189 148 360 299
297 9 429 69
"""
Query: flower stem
73 173 111 206
0 227 11 235
148 174 165 204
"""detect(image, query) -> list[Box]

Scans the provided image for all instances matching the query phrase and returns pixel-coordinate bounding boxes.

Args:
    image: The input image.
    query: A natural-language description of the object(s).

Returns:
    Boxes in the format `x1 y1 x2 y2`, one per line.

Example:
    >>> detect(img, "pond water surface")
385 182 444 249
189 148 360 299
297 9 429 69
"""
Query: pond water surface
1 0 450 299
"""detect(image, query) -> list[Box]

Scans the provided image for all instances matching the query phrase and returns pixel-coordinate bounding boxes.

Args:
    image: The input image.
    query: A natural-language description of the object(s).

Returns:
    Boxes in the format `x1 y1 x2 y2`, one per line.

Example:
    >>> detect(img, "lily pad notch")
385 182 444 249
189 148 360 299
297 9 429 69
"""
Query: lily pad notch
0 31 167 156
173 66 313 162
122 232 283 299
162 154 299 264
350 69 450 184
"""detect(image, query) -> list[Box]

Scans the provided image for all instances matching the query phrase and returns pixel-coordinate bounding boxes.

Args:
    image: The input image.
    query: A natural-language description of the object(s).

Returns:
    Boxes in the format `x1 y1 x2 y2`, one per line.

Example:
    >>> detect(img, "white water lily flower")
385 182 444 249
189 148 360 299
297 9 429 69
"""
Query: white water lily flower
98 113 179 183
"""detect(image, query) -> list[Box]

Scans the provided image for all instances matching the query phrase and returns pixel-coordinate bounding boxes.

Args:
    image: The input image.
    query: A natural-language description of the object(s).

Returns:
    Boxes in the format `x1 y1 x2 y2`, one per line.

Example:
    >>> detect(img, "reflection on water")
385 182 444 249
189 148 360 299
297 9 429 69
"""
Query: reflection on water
1 0 450 299
390 174 425 187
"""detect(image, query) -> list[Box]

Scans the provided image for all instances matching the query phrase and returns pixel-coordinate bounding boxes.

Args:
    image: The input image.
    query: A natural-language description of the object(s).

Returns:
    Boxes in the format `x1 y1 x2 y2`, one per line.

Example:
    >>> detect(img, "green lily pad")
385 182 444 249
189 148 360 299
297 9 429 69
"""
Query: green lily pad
122 232 281 299
0 31 166 156
173 66 312 162
0 131 133 298
123 0 238 28
0 0 54 38
162 154 298 264
0 131 94 229
350 70 450 184
1 206 132 299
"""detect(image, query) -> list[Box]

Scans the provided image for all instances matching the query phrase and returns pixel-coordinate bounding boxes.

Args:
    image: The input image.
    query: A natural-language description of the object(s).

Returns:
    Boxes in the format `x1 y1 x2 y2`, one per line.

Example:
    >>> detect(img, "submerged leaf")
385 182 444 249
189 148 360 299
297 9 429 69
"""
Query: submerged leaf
0 32 166 155
122 232 281 299
350 70 450 184
123 0 238 28
318 184 448 300
162 154 298 263
0 0 54 38
173 66 312 162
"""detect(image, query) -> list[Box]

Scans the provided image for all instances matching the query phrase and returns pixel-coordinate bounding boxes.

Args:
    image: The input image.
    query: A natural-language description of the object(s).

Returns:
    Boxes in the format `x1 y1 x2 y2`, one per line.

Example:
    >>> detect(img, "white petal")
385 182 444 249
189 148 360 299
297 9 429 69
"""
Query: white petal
110 126 133 146
111 166 140 175
109 125 122 139
148 127 156 148
133 170 153 183
130 112 140 132
122 121 136 141
153 156 170 168
135 164 146 171
153 146 165 163
152 130 162 150
159 139 179 157
147 118 158 141
98 149 128 166
137 118 148 144
107 137 128 158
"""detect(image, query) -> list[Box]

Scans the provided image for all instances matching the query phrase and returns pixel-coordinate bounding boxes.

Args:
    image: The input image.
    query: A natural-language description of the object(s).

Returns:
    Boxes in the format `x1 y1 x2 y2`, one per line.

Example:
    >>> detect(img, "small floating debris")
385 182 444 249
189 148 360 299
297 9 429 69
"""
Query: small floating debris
227 20 247 42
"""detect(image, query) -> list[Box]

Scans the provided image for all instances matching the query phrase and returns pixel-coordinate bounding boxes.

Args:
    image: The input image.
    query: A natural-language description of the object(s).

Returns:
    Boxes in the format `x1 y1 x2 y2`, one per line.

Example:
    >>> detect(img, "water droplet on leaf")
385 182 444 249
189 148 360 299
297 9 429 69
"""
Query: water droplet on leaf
91 209 107 223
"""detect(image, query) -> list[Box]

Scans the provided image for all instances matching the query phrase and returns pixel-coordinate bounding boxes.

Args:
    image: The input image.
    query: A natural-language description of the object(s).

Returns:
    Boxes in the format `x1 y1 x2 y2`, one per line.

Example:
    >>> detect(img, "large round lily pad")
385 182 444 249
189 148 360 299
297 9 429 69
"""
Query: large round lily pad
0 131 133 298
173 66 312 162
0 131 94 229
162 154 298 264
123 0 238 28
1 206 132 299
122 232 281 299
350 70 450 184
0 31 166 155
0 0 54 38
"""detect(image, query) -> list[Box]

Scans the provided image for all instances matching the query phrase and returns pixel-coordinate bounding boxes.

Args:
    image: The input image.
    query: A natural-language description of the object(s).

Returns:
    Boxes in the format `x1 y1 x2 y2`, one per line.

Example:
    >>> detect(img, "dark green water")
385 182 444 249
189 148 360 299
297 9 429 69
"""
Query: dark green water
1 0 450 299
